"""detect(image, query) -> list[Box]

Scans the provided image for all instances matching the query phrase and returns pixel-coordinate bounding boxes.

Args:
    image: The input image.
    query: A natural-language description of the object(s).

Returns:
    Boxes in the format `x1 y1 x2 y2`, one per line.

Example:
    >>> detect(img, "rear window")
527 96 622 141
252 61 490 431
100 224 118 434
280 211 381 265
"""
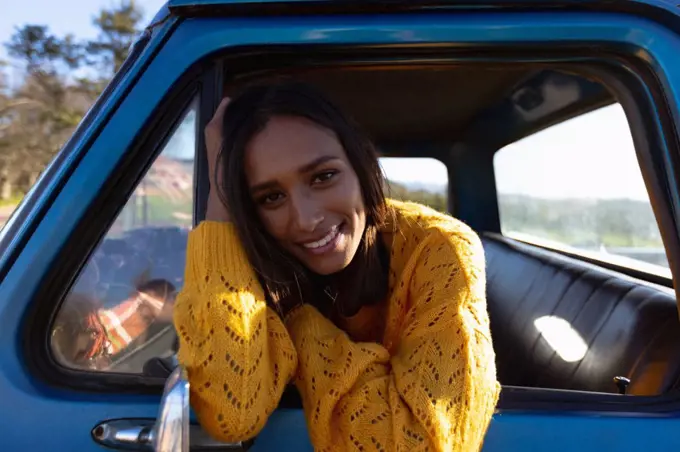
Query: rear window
380 157 448 212
493 103 669 277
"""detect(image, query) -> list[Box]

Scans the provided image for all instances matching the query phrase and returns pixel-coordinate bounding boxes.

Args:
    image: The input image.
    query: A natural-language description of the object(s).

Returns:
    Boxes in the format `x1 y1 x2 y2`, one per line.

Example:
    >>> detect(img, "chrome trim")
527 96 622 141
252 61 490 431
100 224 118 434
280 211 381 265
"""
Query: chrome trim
153 366 190 451
92 365 248 450
92 419 154 450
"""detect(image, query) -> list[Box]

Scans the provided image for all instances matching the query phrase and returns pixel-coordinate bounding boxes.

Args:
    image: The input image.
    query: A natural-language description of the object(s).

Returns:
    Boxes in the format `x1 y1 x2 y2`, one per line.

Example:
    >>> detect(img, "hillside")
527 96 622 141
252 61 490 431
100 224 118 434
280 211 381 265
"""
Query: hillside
386 180 447 212
499 194 663 249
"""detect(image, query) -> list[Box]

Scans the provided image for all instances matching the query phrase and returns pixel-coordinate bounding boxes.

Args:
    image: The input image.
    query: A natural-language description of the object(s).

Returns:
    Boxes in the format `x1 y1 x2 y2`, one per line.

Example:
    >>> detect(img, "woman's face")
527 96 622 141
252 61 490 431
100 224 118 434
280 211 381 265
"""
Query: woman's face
245 115 366 275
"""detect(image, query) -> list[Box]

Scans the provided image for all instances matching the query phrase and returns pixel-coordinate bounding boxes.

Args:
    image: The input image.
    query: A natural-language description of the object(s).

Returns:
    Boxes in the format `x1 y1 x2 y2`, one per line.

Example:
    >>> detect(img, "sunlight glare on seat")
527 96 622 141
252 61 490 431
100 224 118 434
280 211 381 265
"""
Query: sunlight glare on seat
534 315 588 362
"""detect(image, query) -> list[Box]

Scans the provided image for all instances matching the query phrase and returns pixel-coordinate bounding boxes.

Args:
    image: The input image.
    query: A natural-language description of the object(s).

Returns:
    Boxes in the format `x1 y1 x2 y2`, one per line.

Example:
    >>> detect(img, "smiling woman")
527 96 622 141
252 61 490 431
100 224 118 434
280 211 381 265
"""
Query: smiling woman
244 116 370 278
173 81 500 451
217 84 389 317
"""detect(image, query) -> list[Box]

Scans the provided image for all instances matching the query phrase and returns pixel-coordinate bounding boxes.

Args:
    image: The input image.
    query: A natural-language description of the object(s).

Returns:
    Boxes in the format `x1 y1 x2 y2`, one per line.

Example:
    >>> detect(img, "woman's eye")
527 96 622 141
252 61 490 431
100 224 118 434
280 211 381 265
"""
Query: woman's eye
312 170 338 184
259 192 284 205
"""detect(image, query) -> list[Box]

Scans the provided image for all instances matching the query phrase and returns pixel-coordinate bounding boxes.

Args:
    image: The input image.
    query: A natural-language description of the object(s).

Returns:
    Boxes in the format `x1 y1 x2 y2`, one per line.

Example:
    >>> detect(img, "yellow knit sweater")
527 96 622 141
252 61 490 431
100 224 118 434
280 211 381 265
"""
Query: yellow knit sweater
174 200 500 451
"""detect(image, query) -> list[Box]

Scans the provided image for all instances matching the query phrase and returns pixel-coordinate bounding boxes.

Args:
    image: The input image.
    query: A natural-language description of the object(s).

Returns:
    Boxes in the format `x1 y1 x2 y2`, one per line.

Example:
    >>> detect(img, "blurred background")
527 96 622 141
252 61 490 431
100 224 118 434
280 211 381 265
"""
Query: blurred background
0 0 449 227
0 0 167 225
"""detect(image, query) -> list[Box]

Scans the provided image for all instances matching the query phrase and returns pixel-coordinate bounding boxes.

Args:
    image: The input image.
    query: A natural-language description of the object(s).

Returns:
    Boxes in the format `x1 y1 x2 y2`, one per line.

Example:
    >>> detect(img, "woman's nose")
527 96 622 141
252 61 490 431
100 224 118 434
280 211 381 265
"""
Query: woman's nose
291 196 324 232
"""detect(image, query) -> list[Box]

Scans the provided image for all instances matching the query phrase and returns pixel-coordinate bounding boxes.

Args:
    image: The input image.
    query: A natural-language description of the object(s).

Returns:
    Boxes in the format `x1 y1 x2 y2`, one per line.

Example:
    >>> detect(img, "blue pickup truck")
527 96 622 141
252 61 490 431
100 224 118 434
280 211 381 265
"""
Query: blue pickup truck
3 0 680 450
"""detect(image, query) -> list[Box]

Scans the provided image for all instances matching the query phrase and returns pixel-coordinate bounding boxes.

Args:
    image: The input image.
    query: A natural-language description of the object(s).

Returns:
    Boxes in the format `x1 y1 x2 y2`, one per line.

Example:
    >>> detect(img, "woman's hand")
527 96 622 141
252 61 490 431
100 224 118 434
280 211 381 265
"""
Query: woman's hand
205 97 232 222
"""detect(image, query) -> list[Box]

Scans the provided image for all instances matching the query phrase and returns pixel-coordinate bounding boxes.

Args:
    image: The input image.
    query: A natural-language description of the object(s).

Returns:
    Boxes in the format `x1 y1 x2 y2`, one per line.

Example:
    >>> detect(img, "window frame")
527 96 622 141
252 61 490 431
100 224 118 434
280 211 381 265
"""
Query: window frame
480 62 680 411
16 20 680 416
22 65 211 393
474 73 674 291
58 96 199 374
490 103 674 287
55 88 199 380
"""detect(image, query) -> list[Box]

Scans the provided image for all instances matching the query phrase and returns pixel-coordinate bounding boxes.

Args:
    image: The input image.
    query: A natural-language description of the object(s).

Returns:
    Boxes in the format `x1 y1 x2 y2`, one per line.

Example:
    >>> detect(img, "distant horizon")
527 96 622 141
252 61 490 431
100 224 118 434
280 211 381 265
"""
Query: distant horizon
390 179 655 203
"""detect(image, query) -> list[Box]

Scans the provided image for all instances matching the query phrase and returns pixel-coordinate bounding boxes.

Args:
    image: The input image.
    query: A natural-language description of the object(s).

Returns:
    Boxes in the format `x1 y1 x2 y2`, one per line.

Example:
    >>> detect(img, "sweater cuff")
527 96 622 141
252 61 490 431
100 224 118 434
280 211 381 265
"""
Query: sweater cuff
185 221 255 286
284 304 342 343
283 304 313 326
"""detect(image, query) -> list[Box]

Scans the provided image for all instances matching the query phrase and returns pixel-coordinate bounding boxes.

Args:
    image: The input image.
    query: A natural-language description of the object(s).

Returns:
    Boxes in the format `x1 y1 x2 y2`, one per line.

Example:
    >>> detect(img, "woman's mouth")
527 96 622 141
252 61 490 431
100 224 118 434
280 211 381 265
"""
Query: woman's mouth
300 223 345 255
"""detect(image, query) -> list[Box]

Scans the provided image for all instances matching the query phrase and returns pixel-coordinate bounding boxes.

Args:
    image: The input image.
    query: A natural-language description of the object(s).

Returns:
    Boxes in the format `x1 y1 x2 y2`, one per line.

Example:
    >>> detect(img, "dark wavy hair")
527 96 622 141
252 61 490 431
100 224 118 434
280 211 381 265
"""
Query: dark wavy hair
216 81 390 317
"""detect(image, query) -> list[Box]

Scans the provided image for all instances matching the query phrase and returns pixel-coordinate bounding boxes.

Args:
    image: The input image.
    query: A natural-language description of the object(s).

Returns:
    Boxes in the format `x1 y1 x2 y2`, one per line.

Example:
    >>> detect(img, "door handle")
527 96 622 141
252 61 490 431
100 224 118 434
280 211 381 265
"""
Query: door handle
92 419 154 450
93 366 253 451
92 419 252 450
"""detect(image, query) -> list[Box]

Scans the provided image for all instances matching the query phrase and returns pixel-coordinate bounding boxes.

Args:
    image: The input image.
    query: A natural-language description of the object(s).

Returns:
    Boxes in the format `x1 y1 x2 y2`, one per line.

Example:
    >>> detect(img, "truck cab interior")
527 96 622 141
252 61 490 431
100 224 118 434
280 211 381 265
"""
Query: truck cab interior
282 63 680 398
58 59 680 404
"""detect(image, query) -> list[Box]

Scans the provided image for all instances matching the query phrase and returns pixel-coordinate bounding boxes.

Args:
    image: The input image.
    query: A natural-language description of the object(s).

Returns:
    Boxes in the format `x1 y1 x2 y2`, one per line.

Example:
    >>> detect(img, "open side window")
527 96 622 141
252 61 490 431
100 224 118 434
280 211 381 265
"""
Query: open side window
494 103 670 278
476 71 680 407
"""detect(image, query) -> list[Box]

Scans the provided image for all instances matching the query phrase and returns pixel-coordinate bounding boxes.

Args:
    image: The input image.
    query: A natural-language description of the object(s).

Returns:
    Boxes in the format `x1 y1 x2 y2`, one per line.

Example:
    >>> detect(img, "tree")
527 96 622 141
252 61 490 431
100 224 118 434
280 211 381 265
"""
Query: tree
0 1 145 201
6 25 83 72
2 26 86 197
0 63 15 199
87 0 144 75
386 180 447 213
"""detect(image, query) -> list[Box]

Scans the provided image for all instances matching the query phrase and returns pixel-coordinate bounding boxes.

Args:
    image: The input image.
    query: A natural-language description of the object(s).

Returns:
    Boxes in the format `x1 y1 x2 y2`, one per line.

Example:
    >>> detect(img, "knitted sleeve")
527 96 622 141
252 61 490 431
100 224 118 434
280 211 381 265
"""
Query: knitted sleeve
173 222 298 442
285 227 500 451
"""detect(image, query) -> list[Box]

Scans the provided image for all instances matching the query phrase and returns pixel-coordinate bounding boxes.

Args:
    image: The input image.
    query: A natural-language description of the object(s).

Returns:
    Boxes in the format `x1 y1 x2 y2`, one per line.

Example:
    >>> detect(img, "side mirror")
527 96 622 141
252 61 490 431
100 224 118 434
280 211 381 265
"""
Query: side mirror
153 365 190 452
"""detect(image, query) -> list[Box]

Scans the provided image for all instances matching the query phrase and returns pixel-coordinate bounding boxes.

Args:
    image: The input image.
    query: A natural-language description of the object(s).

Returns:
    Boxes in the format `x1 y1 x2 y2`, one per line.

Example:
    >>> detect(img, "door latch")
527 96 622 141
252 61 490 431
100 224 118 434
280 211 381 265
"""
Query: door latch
92 419 251 451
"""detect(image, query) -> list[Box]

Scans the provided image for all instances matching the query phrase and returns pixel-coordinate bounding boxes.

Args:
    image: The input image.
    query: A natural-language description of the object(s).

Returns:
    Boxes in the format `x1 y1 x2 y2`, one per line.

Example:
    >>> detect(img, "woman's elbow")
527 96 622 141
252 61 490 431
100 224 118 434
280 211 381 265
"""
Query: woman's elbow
191 391 268 444
199 418 262 445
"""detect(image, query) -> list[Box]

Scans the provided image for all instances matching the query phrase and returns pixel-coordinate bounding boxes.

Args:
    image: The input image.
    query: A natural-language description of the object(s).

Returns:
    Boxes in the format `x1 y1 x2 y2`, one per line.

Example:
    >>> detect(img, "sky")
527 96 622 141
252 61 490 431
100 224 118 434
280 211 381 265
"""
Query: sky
0 0 166 64
0 0 650 203
494 103 649 201
385 103 649 202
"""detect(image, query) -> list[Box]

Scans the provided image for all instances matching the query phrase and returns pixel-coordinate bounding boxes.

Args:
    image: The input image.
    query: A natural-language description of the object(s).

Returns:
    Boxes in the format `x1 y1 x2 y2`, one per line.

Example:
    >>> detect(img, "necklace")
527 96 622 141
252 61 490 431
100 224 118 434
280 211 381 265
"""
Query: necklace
324 285 339 304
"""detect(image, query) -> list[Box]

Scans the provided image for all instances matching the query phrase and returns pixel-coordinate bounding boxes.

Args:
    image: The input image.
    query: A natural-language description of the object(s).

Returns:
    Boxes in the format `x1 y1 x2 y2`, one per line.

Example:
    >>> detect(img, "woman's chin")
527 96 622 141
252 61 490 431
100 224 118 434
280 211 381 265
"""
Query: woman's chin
305 256 352 276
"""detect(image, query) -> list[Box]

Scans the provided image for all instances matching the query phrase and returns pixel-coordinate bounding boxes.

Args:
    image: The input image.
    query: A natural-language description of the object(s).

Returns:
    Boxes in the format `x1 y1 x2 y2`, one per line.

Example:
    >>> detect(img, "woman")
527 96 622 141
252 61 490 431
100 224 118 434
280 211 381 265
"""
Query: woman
173 81 500 451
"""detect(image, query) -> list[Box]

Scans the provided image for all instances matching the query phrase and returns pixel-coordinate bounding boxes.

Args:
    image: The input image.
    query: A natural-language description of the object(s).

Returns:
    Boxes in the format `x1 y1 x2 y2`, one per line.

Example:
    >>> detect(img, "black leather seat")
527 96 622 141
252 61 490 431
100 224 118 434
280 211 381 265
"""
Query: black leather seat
481 233 680 396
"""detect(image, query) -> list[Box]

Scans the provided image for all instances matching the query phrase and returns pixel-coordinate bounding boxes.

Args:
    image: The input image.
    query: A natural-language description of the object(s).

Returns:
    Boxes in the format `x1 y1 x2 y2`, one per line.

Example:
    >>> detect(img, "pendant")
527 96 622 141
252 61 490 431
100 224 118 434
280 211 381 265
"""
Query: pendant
324 286 338 304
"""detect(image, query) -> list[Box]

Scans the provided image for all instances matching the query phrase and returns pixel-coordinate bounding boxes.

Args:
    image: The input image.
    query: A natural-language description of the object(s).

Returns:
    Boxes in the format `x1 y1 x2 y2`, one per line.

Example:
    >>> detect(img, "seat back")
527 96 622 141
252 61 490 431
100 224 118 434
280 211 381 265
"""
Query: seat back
481 233 680 395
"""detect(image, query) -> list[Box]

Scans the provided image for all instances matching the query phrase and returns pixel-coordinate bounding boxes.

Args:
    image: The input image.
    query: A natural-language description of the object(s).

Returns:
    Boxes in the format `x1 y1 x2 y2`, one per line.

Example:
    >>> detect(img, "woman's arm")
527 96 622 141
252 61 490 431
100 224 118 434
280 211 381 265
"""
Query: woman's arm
285 226 500 451
173 221 298 442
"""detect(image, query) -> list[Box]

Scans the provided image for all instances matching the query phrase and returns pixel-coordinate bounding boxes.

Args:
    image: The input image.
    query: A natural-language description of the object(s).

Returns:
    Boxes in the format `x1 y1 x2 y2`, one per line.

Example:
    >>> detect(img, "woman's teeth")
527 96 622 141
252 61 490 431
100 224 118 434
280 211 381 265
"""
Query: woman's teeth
303 225 339 249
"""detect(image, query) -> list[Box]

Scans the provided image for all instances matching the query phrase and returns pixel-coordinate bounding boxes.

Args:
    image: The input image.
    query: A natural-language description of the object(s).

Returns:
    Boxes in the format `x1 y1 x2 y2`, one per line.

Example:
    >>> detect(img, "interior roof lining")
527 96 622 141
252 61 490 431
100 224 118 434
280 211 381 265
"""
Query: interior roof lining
223 64 533 144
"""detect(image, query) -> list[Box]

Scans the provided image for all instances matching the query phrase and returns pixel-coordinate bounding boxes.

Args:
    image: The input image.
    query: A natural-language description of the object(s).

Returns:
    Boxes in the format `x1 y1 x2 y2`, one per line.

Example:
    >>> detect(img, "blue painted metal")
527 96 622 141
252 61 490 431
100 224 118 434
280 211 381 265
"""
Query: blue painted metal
168 0 317 6
2 7 680 451
164 0 679 12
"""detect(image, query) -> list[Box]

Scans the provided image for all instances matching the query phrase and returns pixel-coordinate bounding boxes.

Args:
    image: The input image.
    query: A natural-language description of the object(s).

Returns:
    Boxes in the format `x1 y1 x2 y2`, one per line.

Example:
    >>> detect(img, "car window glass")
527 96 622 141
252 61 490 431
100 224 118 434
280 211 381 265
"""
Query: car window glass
380 157 448 212
50 99 197 374
494 103 669 277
